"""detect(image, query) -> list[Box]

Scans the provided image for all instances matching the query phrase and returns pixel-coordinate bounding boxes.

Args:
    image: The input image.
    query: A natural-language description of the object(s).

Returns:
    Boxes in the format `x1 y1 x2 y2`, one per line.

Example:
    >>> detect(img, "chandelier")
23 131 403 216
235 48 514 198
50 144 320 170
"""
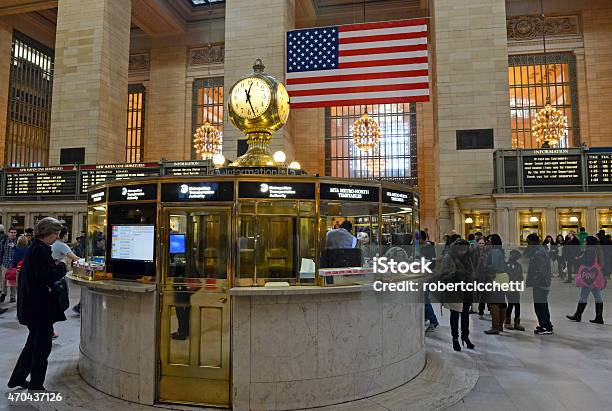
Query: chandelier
531 0 567 148
352 109 381 152
193 122 222 160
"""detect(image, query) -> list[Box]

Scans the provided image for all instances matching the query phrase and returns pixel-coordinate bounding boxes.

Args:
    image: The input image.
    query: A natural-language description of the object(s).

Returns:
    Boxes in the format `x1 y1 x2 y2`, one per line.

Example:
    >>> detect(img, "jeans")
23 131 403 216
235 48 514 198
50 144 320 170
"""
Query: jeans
579 287 603 303
424 291 438 326
10 321 54 389
532 287 553 330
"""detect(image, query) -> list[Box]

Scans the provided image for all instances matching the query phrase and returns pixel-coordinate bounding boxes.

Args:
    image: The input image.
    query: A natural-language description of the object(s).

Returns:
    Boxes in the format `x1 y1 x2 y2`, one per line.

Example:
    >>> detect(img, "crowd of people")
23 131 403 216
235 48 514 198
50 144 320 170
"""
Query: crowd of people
421 228 610 352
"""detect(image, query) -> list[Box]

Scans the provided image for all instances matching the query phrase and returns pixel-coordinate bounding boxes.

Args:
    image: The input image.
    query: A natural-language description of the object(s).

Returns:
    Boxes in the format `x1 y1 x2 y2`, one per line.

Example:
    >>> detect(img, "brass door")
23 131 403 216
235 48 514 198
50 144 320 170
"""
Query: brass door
159 208 231 407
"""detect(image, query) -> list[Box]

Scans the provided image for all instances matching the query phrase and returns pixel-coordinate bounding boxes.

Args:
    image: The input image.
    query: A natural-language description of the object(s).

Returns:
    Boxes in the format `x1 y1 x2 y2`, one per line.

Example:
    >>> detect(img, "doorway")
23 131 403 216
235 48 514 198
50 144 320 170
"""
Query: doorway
158 207 231 407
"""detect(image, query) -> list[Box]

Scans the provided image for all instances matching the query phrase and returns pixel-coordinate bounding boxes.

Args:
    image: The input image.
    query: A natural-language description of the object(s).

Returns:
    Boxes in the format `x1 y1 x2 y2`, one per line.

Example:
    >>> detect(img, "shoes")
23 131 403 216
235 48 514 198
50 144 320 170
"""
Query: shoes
425 323 439 333
10 297 15 303
504 317 513 330
566 302 587 322
452 339 461 351
513 319 525 331
0 307 7 315
589 302 604 324
52 332 59 339
7 379 29 389
0 294 5 303
171 332 187 340
461 337 475 349
534 328 553 335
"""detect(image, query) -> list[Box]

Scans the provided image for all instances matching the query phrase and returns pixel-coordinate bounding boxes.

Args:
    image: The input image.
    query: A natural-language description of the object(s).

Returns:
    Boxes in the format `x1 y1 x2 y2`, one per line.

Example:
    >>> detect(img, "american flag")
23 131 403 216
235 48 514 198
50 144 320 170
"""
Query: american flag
286 19 429 108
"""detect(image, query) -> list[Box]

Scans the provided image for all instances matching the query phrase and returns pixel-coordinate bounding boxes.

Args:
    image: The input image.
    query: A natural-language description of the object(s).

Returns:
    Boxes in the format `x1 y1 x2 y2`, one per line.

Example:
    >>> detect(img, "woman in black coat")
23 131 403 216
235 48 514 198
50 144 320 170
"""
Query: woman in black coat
8 217 65 390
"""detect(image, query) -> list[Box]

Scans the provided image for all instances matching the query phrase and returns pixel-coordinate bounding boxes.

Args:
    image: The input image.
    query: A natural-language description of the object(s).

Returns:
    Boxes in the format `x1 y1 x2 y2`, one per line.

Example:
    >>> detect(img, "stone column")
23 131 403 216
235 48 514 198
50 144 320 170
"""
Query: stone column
49 0 132 165
0 20 13 166
431 0 512 236
223 0 295 162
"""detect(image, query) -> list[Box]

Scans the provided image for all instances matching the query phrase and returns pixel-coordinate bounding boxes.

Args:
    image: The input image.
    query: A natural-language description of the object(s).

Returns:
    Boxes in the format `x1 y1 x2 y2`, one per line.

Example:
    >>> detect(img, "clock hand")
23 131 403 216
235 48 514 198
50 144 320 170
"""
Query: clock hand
248 99 256 116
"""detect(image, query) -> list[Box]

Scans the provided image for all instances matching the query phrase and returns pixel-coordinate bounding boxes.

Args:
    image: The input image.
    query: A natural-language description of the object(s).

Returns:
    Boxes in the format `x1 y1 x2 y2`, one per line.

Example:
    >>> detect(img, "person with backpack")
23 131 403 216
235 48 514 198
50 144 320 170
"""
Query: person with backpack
566 236 606 324
525 233 553 335
504 249 525 331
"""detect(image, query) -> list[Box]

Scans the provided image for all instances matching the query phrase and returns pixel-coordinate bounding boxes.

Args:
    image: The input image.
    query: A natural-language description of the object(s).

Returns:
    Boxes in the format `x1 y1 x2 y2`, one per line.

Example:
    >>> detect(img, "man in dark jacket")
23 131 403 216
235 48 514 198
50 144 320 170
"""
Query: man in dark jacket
8 217 65 390
525 233 553 335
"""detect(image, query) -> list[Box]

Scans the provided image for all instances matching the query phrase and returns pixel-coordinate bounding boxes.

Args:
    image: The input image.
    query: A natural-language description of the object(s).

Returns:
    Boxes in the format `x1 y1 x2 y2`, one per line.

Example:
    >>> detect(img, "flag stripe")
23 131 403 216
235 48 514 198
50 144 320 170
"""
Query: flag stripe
339 31 427 44
339 50 427 63
339 37 426 50
291 95 430 108
338 56 427 69
286 70 429 85
338 24 427 38
339 43 427 56
339 18 428 32
286 63 428 79
290 89 429 104
287 76 429 90
288 82 429 97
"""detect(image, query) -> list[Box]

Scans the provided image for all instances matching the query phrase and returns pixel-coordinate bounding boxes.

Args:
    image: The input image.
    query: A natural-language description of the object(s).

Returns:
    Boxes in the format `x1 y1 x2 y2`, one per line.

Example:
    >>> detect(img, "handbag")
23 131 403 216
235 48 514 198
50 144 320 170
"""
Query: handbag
52 277 70 312
494 272 510 285
5 267 17 282
575 258 606 289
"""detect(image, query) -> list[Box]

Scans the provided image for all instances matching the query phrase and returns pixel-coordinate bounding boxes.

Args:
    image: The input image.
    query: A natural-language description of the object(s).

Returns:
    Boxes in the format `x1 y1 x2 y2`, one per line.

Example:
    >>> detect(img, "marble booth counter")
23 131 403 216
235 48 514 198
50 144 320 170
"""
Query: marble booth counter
67 274 157 405
231 278 426 410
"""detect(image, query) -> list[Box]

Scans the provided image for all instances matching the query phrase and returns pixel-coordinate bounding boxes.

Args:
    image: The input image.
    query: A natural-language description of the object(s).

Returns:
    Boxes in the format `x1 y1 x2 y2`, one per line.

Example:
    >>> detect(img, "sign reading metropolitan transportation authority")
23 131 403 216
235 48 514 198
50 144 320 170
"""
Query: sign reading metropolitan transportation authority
161 182 234 202
238 181 316 199
320 183 379 202
4 165 77 197
522 149 582 186
108 184 157 202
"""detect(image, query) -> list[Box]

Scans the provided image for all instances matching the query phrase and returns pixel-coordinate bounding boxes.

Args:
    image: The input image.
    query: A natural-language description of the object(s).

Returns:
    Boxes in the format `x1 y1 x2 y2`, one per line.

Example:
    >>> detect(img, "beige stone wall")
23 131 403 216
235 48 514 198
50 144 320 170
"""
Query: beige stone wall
416 101 437 238
0 20 12 166
144 37 187 162
292 107 325 175
223 0 295 161
431 0 512 239
49 0 131 165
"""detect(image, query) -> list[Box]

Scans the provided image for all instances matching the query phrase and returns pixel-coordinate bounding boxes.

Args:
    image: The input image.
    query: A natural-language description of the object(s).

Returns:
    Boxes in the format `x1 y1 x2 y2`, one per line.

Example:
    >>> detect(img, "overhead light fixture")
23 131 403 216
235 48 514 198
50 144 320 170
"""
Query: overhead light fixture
529 215 539 223
465 216 474 224
193 122 222 160
273 151 286 164
212 153 226 167
288 161 301 170
352 108 381 152
569 215 579 223
531 0 567 148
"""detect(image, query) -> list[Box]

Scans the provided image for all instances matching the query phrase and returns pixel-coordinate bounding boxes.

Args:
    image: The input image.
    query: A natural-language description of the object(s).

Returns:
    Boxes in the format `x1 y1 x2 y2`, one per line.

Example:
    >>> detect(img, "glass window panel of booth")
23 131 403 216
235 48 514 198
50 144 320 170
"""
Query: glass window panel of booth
557 209 584 239
381 205 416 260
325 103 417 185
598 209 612 236
167 211 229 284
320 202 379 269
464 213 491 238
86 205 107 262
237 200 317 286
8 215 25 233
508 53 578 149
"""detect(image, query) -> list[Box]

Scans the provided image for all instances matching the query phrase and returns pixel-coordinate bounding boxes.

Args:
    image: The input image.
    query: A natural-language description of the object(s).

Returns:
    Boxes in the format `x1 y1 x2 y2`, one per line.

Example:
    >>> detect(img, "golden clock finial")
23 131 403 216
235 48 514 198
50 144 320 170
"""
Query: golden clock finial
253 58 265 73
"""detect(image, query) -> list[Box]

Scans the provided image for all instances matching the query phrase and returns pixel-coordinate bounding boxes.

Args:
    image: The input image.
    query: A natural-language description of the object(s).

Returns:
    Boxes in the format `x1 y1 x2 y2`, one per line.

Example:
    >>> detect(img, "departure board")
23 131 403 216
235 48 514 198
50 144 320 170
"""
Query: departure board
164 161 211 176
80 162 160 193
4 166 77 197
522 149 582 186
587 151 612 185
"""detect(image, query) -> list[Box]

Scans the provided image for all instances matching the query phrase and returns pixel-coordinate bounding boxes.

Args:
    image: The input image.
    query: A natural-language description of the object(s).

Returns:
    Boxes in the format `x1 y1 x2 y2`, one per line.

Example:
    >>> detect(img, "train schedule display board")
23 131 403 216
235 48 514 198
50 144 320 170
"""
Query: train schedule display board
80 162 160 194
4 165 78 197
522 149 582 187
587 149 612 185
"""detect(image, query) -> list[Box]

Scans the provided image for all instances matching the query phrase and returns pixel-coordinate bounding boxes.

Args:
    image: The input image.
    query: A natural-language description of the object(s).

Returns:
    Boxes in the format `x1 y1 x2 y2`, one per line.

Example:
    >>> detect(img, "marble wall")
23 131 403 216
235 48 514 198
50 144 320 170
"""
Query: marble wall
78 287 157 404
232 289 426 410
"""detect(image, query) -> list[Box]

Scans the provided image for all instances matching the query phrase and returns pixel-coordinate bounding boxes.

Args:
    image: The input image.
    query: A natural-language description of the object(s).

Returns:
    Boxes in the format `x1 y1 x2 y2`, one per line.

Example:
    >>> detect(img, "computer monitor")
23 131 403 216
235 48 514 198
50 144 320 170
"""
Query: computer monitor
169 234 186 254
321 248 362 268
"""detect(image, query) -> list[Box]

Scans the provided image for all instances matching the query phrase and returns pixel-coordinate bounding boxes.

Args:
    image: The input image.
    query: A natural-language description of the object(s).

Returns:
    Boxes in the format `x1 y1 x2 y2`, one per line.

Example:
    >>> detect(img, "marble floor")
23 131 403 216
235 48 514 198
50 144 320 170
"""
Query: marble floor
0 277 610 411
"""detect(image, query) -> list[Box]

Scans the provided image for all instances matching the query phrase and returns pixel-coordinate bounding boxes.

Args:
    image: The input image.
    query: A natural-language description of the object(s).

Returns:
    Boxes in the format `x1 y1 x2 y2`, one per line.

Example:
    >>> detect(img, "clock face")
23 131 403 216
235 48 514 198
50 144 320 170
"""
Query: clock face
276 83 290 124
230 78 271 119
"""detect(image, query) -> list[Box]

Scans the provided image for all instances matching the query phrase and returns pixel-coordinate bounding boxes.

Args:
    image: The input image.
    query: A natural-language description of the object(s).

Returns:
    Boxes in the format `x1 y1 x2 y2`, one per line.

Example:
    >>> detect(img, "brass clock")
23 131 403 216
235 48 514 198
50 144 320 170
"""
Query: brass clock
227 59 291 167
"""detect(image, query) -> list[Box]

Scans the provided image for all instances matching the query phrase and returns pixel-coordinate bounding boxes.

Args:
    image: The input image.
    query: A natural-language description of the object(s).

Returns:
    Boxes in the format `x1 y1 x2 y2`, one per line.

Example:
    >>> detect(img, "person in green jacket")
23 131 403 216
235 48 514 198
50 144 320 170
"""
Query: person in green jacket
578 227 588 245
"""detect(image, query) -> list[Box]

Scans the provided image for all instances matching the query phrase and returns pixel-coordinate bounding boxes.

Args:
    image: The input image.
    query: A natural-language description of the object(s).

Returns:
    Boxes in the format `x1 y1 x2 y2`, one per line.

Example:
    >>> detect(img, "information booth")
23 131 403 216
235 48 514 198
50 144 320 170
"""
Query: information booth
70 174 425 410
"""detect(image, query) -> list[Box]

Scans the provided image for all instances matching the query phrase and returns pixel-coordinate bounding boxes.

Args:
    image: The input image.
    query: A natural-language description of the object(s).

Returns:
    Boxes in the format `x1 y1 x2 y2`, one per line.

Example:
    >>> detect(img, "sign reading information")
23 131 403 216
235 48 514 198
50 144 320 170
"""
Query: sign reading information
164 161 211 176
5 165 77 197
320 183 379 202
522 149 582 186
161 182 234 202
